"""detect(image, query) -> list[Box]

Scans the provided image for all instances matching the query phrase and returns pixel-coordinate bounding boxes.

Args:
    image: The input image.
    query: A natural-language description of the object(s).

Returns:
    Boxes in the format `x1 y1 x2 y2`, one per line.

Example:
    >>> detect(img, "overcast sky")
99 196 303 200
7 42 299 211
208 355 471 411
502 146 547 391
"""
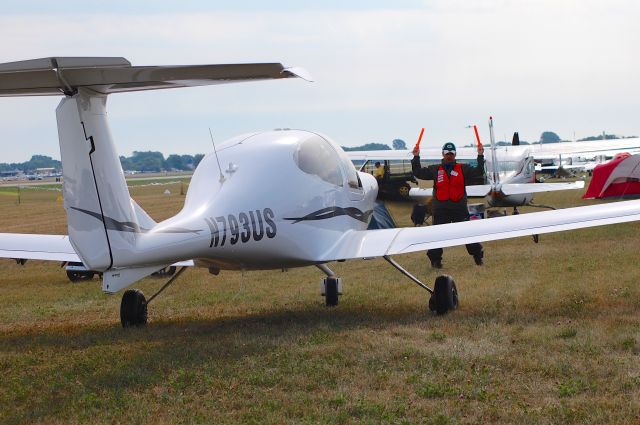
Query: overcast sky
0 0 638 163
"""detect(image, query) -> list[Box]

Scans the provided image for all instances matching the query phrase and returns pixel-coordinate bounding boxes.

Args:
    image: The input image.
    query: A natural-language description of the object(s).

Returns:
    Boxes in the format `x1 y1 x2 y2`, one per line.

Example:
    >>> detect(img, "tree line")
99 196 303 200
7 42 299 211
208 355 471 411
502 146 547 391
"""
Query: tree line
3 133 634 173
0 152 206 173
119 152 205 172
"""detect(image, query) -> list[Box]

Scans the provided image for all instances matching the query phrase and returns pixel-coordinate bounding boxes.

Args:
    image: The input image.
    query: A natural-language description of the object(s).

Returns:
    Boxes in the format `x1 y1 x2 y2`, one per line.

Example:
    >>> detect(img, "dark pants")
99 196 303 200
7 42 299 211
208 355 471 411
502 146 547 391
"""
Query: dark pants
427 208 483 263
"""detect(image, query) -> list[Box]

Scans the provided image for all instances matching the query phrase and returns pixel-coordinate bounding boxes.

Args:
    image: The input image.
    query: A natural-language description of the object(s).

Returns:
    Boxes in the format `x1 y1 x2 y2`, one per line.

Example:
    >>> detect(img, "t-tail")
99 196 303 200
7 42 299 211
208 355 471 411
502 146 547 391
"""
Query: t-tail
0 57 310 292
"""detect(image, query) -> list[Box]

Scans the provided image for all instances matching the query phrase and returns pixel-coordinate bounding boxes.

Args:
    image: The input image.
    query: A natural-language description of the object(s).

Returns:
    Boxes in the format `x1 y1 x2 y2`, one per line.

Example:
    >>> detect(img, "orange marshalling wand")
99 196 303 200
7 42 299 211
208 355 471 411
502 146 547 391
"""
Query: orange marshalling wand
415 127 425 150
473 125 482 147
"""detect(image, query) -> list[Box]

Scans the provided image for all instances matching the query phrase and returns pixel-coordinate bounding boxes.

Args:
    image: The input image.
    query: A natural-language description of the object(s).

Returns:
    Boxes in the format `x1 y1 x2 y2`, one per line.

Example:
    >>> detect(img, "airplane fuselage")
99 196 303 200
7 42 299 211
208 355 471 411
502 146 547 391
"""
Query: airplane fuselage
484 154 536 208
121 130 378 270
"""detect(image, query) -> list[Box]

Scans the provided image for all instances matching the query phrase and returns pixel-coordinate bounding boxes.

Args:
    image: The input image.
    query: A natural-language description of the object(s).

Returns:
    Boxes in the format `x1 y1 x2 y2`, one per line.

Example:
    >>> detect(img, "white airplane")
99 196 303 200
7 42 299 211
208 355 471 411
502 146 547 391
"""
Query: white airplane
2 57 640 326
431 121 585 214
529 138 640 162
535 152 620 175
348 122 585 215
492 136 640 177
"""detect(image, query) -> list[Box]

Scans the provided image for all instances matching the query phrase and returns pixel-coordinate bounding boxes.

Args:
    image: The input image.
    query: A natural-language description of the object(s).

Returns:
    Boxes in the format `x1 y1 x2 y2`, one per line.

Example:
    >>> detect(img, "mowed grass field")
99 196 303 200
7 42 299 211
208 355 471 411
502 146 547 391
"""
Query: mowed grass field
1 179 639 424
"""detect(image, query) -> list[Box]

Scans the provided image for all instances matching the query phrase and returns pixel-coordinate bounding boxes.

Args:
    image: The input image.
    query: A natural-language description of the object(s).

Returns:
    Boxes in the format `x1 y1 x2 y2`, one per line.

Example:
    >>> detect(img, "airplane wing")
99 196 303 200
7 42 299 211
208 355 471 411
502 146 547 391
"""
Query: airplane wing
346 148 482 162
529 138 640 159
345 150 414 161
537 164 598 171
0 234 79 262
319 200 640 261
0 233 194 267
410 186 493 198
345 139 640 163
410 181 584 200
499 181 584 195
463 185 492 197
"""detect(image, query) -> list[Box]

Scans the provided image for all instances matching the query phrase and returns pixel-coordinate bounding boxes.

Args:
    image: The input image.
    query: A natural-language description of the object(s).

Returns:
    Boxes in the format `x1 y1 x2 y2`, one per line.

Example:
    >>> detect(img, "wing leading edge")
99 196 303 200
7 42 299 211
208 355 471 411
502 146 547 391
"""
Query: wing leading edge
320 200 640 261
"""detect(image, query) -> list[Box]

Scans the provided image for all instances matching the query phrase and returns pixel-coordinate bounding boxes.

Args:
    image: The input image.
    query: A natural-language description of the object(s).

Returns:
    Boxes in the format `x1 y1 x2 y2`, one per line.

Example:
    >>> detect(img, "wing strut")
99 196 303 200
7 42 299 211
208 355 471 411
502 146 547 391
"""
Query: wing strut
383 255 433 294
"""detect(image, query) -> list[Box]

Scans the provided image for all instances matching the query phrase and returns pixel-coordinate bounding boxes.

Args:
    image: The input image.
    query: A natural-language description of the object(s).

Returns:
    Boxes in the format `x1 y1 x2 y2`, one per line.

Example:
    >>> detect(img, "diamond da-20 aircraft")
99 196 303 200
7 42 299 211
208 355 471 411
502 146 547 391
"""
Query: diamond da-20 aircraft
1 57 640 327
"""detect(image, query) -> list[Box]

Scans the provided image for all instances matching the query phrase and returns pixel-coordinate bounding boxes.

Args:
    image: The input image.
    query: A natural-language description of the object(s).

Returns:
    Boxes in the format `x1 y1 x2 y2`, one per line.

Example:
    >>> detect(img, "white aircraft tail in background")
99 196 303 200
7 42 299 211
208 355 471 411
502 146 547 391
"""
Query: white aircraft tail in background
465 118 585 213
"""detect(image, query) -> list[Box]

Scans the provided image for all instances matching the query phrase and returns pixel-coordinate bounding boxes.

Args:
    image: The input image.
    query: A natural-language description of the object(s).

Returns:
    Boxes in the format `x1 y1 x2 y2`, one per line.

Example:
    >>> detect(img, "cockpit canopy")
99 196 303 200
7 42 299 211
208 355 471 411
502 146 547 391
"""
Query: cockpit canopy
293 133 360 189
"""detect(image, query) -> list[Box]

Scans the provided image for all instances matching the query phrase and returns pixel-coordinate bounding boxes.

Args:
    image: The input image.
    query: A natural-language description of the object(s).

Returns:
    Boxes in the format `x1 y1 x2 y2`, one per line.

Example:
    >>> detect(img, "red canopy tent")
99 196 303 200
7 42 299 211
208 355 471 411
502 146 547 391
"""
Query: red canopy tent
583 153 640 199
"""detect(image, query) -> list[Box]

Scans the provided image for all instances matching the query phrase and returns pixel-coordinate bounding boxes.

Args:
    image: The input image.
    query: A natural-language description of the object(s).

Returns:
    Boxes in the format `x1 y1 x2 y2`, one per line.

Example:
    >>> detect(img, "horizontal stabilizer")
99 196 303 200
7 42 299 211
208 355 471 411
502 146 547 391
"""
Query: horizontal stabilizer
0 57 311 96
102 265 167 293
102 260 193 293
0 232 193 287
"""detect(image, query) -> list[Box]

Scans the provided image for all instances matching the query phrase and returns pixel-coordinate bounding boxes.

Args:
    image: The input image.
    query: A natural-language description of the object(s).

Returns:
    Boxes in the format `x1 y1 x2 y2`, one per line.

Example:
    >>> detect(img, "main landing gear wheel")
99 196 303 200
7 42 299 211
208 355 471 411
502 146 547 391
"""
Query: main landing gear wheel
398 184 411 199
428 275 458 315
151 266 177 277
66 270 94 282
120 289 148 327
325 277 339 307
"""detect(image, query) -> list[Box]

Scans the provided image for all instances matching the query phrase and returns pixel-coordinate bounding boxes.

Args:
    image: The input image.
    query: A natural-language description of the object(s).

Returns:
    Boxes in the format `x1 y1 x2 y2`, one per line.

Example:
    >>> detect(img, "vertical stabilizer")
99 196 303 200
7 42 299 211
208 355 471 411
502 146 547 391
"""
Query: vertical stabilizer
57 88 139 271
488 117 500 186
512 132 520 146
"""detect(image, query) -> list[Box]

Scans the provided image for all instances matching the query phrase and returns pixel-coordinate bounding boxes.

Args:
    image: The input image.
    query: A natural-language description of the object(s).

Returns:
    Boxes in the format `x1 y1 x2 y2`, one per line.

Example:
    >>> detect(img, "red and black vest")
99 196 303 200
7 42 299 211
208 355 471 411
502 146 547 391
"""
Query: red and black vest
435 163 465 202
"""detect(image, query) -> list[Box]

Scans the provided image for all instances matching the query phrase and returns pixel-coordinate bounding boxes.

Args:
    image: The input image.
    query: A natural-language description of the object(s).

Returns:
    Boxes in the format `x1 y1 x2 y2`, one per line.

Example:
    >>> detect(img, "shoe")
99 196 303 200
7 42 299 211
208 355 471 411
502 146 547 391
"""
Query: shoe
474 255 483 266
431 259 443 269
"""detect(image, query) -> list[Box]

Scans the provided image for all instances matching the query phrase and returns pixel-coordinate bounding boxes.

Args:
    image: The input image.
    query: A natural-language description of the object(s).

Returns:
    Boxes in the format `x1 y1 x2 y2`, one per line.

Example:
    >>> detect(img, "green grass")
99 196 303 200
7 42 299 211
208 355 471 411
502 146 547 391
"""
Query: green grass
1 177 640 423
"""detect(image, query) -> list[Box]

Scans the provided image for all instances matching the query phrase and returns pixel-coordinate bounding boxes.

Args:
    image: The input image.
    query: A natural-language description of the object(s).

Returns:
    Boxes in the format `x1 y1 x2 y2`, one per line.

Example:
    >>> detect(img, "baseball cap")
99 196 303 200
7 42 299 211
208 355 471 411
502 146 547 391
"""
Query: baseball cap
442 142 456 154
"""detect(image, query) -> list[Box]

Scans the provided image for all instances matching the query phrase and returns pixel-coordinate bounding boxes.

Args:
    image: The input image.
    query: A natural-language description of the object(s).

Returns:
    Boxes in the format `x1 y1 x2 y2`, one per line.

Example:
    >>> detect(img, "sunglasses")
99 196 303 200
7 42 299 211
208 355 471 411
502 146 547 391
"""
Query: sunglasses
443 150 456 155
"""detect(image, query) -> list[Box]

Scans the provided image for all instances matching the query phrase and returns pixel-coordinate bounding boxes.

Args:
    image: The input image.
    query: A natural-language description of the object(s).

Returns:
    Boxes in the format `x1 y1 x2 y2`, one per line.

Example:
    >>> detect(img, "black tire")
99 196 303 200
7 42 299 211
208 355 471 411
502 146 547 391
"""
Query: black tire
428 295 436 312
432 275 458 315
66 270 81 282
66 270 94 282
152 266 177 277
397 184 411 199
120 289 148 327
325 277 339 307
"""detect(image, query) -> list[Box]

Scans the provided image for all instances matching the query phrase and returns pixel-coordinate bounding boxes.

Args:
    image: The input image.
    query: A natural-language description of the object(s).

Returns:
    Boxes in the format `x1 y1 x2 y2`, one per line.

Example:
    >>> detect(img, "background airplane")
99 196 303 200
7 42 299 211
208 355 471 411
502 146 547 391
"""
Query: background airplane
1 57 640 327
348 124 585 215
